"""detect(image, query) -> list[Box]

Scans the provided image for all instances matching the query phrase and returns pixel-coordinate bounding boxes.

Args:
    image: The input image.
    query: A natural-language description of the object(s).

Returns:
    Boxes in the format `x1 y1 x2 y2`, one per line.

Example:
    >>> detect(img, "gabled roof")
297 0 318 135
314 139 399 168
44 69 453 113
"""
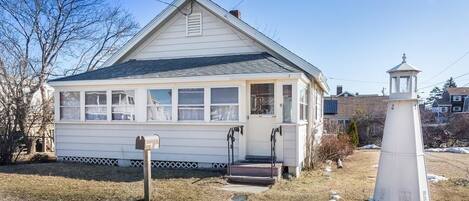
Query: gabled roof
337 91 356 97
100 0 328 91
50 53 300 82
447 87 469 96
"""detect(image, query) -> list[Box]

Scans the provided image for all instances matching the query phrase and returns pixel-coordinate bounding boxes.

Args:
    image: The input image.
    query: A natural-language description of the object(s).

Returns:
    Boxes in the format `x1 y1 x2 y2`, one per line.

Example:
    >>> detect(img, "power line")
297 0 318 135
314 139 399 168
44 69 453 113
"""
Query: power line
328 77 387 84
421 49 469 84
153 0 193 16
418 71 469 90
231 0 246 10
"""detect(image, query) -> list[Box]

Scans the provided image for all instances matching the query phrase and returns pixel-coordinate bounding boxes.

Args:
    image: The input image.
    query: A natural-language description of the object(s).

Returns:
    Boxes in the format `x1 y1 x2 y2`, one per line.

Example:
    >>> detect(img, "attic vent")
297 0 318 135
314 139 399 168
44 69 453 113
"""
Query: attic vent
186 13 202 36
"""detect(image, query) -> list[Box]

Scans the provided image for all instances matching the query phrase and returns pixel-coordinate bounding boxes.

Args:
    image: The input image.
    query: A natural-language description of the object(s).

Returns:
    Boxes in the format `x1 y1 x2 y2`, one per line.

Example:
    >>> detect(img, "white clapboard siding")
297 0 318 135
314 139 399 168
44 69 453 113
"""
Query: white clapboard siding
123 2 264 61
282 125 297 166
297 124 308 167
55 123 239 163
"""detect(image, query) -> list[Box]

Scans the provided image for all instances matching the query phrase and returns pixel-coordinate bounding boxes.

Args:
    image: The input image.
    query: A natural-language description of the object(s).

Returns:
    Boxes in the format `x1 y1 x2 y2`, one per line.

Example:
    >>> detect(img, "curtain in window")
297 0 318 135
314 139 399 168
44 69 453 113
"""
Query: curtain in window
85 91 107 120
112 90 135 120
147 89 172 121
60 91 80 120
211 87 238 121
178 88 204 120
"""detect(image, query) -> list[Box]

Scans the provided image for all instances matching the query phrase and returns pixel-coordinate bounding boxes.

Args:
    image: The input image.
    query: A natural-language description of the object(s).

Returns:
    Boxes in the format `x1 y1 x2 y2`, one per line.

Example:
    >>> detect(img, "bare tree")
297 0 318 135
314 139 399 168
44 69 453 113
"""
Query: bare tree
0 0 138 164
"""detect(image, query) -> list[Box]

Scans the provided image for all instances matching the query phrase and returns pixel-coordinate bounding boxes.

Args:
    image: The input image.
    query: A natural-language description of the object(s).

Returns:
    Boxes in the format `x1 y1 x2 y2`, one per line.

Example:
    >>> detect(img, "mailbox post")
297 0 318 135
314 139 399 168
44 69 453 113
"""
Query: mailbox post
135 135 160 201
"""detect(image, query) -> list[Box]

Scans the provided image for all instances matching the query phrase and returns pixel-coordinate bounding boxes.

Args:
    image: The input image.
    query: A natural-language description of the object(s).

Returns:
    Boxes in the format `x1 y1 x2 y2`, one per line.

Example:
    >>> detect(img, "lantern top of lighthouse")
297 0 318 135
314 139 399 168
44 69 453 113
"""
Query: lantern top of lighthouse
387 53 421 73
387 53 421 100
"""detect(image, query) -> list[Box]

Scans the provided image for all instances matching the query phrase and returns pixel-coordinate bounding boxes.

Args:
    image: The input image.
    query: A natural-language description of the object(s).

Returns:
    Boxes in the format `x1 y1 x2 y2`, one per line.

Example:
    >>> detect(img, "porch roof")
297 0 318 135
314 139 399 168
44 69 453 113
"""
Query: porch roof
50 53 301 82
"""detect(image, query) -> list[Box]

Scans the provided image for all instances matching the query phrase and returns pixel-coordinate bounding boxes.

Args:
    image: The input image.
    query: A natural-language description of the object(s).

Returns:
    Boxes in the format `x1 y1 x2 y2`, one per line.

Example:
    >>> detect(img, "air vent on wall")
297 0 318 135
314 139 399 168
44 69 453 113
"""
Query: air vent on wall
186 13 202 36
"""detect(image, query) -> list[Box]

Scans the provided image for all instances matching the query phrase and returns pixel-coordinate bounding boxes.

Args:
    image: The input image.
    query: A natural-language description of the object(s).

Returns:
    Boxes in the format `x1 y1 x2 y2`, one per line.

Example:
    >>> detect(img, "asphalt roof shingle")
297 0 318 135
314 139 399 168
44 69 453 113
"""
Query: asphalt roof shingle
50 53 302 82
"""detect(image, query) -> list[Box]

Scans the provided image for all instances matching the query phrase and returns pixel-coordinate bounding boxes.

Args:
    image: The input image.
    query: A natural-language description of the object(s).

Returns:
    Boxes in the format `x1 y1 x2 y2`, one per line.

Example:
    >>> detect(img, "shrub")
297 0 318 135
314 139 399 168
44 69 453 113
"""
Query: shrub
347 121 359 147
317 135 354 162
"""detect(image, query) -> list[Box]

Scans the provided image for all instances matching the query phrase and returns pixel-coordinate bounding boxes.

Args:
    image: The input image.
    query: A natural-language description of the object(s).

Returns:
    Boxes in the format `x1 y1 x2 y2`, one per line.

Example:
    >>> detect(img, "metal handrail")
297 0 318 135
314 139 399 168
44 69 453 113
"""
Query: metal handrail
270 126 282 178
226 125 243 176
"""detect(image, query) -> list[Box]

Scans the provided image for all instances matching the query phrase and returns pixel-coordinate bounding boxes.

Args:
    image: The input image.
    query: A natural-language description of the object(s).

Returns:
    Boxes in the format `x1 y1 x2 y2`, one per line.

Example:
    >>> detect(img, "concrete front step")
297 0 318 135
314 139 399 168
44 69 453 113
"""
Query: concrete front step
226 175 277 185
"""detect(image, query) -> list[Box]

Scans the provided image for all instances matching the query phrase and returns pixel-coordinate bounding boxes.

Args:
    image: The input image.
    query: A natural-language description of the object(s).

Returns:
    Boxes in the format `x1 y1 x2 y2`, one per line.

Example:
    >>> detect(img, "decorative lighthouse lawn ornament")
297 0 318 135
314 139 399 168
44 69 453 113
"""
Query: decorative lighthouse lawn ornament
373 54 430 201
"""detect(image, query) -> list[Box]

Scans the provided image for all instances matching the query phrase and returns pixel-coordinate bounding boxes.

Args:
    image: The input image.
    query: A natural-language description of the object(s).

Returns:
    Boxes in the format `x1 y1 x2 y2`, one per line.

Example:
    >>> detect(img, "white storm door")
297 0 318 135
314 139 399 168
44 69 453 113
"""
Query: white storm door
246 83 276 156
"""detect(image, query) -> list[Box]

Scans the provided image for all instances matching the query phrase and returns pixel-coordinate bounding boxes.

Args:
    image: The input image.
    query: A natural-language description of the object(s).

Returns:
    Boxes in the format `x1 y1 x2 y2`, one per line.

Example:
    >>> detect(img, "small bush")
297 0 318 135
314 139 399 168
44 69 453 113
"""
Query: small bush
347 121 359 147
317 135 354 162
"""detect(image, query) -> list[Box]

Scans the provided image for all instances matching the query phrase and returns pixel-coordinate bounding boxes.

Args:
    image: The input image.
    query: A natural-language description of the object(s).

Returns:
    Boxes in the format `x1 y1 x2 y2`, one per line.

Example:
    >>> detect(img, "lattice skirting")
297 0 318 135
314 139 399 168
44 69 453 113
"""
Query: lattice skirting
58 156 227 169
58 156 118 166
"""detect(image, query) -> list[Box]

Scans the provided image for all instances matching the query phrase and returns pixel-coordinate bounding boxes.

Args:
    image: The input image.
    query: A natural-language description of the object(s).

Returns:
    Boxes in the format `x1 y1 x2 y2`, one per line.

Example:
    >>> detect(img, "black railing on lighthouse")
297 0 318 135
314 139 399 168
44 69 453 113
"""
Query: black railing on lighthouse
270 126 282 178
226 125 243 175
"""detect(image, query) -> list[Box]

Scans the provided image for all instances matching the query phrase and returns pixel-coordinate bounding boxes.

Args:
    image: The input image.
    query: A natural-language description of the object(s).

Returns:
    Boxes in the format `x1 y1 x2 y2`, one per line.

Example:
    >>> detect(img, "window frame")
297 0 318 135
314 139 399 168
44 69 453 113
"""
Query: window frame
299 86 308 121
453 95 462 102
84 91 108 121
453 106 462 112
59 91 81 121
111 90 135 121
250 83 275 116
282 85 293 123
147 89 173 122
178 88 205 121
210 87 239 122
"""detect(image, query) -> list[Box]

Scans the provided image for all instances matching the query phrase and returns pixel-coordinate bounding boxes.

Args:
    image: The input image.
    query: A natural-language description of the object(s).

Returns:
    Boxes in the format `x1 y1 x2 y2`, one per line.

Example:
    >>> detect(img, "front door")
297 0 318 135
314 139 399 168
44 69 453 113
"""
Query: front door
247 83 276 156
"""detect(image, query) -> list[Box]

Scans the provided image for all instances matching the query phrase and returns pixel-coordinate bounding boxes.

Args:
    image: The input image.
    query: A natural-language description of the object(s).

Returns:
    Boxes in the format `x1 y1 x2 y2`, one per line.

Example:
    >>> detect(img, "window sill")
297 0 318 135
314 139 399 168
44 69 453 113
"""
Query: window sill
56 121 246 126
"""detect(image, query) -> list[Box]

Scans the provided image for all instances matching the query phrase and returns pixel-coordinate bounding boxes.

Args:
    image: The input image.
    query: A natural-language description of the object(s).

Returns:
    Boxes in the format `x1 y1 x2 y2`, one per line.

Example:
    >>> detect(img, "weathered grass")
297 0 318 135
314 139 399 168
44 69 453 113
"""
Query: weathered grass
0 163 231 201
0 150 467 201
251 150 469 201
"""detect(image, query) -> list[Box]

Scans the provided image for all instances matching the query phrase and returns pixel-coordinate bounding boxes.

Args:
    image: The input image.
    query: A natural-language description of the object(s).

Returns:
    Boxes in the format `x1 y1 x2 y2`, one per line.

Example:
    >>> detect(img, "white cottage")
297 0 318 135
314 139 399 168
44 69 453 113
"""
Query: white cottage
49 0 328 178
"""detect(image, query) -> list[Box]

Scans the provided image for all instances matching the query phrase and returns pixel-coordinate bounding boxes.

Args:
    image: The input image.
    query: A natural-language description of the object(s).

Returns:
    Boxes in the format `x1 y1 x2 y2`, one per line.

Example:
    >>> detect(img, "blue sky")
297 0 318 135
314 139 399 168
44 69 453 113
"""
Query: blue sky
113 0 469 96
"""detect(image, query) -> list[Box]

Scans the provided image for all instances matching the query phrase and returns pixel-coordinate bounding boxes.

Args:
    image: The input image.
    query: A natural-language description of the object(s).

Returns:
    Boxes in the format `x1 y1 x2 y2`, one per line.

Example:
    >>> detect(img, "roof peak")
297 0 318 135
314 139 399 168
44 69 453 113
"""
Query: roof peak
387 53 421 73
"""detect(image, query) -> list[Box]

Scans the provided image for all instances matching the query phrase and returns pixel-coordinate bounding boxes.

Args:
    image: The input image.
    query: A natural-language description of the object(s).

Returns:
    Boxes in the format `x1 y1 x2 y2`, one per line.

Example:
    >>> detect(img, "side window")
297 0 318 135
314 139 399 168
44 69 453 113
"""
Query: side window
178 88 204 121
59 91 80 120
147 89 172 121
85 91 107 120
299 87 308 121
210 87 239 121
111 90 135 121
282 85 292 123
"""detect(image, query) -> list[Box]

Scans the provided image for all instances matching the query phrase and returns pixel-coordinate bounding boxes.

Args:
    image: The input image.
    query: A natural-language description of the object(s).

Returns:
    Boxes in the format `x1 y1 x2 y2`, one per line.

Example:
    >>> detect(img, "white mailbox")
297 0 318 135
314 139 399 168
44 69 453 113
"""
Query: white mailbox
135 135 160 150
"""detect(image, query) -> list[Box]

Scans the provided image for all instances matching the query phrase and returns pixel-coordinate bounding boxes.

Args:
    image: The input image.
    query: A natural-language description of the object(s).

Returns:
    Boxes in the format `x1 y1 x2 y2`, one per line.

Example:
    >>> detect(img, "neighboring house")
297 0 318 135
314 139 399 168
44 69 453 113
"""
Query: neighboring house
431 87 469 121
447 87 469 113
48 0 328 177
324 86 388 131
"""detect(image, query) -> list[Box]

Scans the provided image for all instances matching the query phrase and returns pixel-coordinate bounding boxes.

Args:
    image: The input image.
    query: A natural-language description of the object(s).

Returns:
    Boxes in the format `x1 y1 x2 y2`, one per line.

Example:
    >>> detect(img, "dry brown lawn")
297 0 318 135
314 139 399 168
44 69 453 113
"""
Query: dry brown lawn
251 150 469 201
0 150 467 201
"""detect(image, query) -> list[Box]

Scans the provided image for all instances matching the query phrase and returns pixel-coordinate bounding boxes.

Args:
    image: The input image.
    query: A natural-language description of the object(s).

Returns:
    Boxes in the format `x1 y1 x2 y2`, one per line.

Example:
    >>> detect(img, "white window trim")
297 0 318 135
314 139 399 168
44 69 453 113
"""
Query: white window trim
147 89 173 122
84 91 108 121
59 91 81 121
453 106 462 112
111 90 136 121
178 88 205 122
453 95 462 101
210 87 240 122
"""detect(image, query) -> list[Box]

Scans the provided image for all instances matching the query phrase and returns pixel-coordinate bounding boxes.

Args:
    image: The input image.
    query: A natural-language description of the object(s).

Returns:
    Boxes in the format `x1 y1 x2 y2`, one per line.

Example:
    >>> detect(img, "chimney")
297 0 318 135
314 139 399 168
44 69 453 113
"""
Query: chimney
336 85 343 95
229 10 241 18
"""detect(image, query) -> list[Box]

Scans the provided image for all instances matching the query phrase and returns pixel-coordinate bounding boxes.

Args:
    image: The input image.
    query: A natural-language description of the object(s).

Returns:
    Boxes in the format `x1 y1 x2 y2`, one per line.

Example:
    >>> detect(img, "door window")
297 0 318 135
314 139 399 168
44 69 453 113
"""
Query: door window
250 83 274 115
